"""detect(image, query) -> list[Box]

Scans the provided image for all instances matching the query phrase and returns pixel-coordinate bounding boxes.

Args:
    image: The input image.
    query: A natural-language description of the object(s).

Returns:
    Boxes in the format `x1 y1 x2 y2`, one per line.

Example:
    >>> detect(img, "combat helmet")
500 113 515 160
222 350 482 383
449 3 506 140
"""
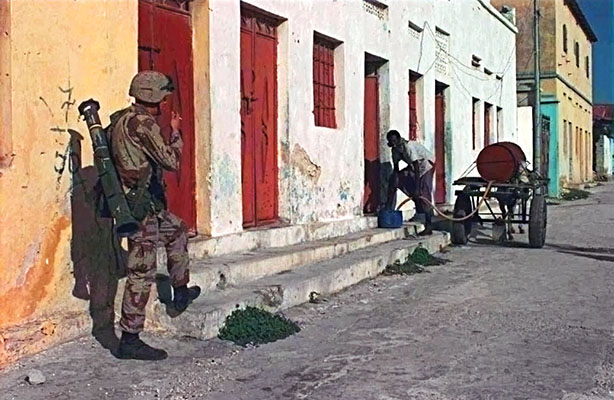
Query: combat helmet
129 71 174 104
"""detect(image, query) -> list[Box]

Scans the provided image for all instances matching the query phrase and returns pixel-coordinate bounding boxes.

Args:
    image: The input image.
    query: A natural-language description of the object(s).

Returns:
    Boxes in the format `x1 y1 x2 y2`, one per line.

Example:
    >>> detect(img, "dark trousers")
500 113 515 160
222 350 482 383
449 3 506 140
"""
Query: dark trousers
387 167 434 226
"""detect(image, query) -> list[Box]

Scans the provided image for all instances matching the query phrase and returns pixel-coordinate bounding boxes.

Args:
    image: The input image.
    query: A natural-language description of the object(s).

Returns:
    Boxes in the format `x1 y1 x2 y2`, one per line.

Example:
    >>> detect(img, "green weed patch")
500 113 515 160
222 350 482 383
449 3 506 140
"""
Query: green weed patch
218 306 300 347
410 247 449 266
384 247 448 276
383 259 427 275
561 188 591 201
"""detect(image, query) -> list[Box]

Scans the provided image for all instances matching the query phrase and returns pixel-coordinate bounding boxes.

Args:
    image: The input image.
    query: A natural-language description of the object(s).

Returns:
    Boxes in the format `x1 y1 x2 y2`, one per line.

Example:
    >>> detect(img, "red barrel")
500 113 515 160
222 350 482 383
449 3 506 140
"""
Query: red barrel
476 142 527 183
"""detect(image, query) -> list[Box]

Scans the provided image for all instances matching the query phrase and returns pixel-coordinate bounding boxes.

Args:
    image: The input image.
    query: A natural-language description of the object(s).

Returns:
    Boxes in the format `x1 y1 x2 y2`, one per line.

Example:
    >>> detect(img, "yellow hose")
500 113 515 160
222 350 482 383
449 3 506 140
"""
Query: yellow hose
396 180 495 222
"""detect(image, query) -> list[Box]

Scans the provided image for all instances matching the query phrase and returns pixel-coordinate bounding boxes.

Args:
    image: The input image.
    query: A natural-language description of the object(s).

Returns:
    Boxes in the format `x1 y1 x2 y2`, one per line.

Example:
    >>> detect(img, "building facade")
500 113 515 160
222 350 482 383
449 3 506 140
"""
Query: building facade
493 0 597 195
594 104 614 177
0 0 517 364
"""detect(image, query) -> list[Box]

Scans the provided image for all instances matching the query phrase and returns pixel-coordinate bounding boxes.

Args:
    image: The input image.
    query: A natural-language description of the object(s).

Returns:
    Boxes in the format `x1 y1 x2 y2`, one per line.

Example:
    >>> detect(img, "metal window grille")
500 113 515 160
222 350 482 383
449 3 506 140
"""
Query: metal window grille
313 37 337 128
363 0 388 20
408 20 422 39
435 28 450 75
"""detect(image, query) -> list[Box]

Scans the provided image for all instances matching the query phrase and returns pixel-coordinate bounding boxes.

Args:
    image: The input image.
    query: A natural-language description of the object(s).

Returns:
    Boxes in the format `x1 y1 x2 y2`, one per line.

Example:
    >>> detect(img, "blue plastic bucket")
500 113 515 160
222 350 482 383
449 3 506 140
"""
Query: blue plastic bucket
377 209 403 228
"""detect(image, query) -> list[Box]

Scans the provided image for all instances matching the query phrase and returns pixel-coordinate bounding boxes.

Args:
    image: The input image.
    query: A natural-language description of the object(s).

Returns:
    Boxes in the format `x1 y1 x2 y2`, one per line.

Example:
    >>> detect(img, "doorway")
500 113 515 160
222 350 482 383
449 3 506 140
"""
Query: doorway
240 6 280 227
434 82 448 204
138 0 196 231
363 54 387 214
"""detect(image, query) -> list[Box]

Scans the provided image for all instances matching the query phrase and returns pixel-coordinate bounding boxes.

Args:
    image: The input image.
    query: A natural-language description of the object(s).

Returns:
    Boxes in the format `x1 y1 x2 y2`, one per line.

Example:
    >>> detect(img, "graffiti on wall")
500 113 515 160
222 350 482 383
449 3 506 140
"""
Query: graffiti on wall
41 80 85 191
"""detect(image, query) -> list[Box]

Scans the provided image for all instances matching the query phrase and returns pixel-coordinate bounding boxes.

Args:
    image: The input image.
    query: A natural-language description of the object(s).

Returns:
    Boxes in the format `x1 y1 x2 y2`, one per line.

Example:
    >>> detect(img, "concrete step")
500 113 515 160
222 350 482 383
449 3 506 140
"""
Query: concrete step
160 223 425 294
188 216 379 259
157 216 381 267
148 231 450 340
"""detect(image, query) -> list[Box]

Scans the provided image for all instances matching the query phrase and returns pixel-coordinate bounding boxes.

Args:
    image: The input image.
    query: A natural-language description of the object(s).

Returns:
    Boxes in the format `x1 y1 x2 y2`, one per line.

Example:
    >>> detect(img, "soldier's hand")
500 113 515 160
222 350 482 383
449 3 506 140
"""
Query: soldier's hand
171 111 182 133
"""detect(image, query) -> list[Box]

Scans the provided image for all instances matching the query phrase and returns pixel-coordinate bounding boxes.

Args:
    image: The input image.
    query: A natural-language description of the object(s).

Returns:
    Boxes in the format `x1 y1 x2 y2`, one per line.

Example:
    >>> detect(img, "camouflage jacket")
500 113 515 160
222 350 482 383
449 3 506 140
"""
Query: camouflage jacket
107 104 182 215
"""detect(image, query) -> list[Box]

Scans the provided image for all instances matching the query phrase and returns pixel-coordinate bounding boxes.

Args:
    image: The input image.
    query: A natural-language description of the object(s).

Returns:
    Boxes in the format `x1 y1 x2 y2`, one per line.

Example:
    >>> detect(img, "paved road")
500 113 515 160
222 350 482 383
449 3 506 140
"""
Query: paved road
2 185 614 400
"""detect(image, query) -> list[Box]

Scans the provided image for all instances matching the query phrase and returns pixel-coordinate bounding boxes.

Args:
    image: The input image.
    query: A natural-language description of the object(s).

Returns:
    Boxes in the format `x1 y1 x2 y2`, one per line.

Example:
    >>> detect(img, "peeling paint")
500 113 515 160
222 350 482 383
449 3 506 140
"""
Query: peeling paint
291 144 321 183
216 154 238 197
0 215 71 329
338 180 351 201
40 321 56 336
15 236 43 287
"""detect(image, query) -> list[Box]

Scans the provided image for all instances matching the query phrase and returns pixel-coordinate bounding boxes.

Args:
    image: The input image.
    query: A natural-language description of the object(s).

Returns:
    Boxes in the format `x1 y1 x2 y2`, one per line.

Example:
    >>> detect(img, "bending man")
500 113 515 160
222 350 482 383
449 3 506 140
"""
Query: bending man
386 130 435 236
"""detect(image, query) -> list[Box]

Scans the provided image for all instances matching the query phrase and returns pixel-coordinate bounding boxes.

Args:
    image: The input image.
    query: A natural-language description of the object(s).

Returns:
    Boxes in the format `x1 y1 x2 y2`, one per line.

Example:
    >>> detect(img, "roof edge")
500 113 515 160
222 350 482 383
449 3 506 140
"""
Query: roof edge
564 0 598 43
477 0 518 34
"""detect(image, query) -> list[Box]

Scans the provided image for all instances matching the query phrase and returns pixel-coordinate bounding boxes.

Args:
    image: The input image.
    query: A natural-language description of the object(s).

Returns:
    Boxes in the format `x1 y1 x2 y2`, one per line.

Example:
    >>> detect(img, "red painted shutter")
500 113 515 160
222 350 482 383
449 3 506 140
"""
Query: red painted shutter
313 37 336 128
409 78 418 140
240 9 279 227
363 76 380 214
435 90 446 204
240 18 256 227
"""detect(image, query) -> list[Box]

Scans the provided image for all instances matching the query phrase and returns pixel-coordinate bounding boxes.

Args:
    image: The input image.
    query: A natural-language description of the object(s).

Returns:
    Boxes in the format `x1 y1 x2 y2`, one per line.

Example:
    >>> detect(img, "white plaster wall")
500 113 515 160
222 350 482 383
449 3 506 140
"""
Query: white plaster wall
207 0 243 236
596 135 612 176
607 140 613 176
206 0 518 235
517 106 534 163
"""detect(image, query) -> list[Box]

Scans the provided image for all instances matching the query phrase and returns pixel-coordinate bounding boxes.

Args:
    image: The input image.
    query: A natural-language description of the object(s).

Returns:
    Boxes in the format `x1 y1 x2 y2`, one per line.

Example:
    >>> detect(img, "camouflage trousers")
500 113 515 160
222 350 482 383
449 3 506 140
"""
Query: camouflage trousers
119 210 190 334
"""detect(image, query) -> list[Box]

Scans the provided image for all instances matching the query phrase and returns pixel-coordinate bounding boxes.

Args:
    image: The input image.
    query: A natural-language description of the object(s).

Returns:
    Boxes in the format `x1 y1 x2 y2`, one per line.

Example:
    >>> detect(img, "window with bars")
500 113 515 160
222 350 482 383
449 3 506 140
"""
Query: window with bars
313 33 339 128
585 56 590 78
574 42 580 67
434 28 450 75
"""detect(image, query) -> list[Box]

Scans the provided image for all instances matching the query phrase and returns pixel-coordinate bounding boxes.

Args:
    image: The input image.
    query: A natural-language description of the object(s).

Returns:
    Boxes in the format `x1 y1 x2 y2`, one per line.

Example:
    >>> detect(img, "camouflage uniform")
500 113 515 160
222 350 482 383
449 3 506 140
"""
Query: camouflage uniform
108 103 190 334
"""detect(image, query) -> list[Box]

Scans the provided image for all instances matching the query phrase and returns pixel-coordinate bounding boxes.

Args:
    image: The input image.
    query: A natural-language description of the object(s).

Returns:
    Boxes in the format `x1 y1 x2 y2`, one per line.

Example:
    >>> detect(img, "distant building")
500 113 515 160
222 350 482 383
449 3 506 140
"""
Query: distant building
593 104 614 177
492 0 597 194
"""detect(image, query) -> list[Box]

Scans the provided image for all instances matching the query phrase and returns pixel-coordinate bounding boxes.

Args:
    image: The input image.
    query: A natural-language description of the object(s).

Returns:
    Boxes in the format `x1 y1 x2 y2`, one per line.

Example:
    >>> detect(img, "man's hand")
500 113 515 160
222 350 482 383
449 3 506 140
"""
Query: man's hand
170 111 182 133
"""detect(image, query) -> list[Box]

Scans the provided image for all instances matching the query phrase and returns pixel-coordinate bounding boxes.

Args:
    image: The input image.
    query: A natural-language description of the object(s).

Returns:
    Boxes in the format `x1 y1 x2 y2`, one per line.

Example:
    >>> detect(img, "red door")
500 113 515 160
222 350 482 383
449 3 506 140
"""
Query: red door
409 75 418 140
363 76 379 214
240 10 278 228
138 0 196 231
434 87 446 204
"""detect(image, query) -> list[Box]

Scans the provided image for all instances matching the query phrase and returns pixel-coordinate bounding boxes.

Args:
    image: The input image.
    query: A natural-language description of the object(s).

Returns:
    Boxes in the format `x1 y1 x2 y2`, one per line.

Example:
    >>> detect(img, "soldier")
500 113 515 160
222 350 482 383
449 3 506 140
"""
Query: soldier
108 71 201 360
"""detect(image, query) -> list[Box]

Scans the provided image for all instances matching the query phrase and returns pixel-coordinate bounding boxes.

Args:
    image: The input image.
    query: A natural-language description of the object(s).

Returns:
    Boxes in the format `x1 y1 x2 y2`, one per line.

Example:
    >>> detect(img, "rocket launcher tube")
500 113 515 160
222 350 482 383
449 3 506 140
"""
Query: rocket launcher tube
78 99 139 237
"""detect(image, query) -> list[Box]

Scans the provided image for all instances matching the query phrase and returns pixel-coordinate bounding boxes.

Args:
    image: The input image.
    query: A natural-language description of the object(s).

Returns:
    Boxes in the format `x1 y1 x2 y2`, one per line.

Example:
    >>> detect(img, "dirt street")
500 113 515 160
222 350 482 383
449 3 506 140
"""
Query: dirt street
2 185 614 400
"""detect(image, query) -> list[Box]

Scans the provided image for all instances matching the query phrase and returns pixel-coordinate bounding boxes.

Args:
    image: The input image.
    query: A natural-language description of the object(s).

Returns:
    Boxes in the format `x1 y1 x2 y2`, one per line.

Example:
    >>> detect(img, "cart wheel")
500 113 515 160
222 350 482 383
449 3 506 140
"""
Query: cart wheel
528 194 547 248
451 194 473 245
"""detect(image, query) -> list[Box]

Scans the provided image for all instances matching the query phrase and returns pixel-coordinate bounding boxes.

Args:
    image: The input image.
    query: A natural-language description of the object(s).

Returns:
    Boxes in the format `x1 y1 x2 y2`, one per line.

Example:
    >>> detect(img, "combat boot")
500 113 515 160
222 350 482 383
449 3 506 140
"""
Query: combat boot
173 285 201 312
117 332 168 361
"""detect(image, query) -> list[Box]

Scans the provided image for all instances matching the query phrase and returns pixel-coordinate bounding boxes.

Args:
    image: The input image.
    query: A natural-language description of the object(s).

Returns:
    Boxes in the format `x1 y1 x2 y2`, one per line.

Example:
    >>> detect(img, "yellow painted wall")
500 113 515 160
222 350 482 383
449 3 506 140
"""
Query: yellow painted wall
553 0 594 184
554 0 593 101
0 0 137 366
556 79 593 183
